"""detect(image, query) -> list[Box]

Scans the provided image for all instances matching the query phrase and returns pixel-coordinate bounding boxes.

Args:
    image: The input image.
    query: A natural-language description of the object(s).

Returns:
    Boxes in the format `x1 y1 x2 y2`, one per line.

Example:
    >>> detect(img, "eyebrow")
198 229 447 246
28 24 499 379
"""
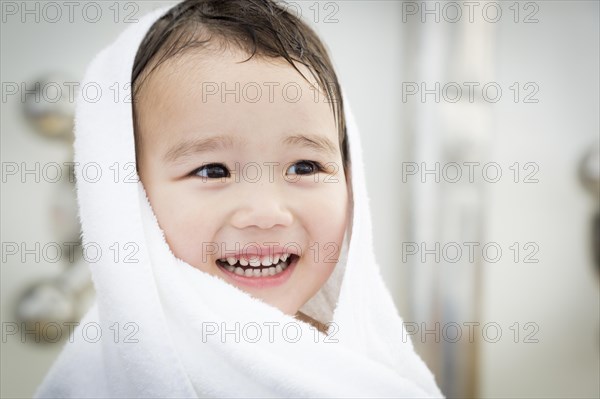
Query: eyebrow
164 135 237 163
164 133 338 163
282 134 338 157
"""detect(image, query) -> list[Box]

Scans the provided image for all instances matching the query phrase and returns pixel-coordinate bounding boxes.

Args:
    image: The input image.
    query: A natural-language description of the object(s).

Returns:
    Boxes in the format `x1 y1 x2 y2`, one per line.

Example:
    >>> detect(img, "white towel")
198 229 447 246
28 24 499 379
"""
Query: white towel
35 4 443 398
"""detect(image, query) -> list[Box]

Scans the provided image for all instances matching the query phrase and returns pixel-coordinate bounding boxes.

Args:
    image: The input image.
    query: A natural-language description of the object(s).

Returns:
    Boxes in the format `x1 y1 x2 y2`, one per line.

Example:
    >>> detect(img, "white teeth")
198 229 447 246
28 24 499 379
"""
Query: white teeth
245 254 293 267
219 254 291 267
261 256 272 267
249 257 261 267
220 253 296 276
223 263 288 278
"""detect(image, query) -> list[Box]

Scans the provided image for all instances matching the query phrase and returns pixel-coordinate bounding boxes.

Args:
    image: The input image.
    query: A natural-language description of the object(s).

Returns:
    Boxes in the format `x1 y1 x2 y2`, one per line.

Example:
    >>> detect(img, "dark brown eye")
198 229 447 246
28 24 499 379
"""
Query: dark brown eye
286 160 322 175
194 163 230 179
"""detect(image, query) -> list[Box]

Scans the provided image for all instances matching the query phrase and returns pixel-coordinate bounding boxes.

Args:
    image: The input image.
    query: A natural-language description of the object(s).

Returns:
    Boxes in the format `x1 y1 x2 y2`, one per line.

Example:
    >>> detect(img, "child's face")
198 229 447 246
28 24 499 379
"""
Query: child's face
136 48 349 316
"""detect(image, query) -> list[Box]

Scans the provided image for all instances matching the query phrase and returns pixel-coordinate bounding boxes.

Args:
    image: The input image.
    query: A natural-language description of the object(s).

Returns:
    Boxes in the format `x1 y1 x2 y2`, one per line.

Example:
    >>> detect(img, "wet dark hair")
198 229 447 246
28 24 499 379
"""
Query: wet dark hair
131 0 348 168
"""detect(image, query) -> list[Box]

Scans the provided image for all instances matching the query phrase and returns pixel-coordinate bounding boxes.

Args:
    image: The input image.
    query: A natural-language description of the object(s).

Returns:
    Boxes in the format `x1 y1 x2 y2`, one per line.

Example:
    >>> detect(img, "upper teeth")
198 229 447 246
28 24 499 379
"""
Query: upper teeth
221 253 290 267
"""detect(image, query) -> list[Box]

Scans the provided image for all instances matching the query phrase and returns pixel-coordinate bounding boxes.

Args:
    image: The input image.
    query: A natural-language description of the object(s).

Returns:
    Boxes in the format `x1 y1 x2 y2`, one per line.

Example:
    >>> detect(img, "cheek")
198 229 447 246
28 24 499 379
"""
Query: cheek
145 183 224 269
300 183 349 265
299 185 347 297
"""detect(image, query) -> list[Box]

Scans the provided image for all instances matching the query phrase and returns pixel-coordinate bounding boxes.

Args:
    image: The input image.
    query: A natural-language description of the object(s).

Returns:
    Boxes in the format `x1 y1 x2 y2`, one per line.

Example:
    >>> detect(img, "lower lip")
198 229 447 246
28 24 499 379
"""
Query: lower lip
217 256 298 289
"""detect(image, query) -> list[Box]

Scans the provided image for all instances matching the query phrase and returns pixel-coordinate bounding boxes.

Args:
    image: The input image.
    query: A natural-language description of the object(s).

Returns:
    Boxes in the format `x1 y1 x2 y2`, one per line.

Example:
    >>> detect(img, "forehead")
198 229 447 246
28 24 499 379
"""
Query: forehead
135 48 338 153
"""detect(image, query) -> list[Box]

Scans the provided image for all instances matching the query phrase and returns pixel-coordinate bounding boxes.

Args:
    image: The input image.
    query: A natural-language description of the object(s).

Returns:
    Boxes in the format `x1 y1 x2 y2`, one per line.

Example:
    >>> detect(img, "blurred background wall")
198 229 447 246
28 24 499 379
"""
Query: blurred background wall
1 1 598 397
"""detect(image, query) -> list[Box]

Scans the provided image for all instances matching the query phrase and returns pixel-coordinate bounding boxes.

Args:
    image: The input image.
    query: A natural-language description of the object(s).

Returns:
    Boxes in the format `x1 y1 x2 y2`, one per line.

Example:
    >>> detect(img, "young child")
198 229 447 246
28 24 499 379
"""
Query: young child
131 0 349 330
36 1 443 397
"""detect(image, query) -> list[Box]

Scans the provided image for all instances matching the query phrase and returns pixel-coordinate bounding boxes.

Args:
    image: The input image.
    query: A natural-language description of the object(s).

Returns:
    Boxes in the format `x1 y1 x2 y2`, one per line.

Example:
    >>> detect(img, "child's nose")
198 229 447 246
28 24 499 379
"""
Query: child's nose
229 185 294 230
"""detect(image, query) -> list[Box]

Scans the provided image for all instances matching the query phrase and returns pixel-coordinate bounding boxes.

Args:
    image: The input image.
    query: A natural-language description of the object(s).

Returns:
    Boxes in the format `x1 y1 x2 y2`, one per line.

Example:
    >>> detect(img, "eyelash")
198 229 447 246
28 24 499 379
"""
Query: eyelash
191 160 326 179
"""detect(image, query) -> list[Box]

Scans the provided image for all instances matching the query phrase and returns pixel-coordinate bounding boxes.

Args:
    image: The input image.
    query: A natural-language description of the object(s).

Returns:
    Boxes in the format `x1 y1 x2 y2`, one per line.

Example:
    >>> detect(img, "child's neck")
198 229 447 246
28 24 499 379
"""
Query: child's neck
294 311 329 335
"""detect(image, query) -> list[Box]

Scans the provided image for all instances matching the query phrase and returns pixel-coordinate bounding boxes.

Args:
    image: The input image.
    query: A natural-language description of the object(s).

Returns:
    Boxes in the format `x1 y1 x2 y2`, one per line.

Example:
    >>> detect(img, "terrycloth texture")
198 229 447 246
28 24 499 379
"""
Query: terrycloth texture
35 4 443 398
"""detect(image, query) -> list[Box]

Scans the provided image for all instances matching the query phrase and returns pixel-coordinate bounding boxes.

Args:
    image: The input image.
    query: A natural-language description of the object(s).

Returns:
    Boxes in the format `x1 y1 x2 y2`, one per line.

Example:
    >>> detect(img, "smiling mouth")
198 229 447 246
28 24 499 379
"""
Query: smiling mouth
216 254 298 278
